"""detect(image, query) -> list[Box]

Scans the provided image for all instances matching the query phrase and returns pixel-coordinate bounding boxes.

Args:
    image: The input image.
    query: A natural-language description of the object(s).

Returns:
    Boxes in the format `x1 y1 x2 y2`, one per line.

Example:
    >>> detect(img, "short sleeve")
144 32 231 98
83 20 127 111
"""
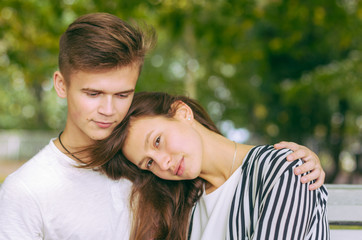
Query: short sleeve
0 176 43 240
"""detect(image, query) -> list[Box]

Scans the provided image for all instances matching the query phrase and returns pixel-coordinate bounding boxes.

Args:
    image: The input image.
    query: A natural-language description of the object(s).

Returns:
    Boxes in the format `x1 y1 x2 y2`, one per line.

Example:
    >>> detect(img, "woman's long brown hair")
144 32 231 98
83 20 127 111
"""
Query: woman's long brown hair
83 92 222 239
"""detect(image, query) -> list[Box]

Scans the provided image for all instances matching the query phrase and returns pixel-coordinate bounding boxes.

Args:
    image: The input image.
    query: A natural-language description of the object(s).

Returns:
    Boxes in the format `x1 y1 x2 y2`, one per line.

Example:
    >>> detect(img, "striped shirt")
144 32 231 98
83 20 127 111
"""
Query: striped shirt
189 145 329 240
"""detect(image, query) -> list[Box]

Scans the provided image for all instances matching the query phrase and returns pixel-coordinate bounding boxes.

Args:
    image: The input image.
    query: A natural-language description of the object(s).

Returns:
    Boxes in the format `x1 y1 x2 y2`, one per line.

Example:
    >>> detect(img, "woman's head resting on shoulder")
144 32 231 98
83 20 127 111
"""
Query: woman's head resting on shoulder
84 91 219 239
88 91 221 181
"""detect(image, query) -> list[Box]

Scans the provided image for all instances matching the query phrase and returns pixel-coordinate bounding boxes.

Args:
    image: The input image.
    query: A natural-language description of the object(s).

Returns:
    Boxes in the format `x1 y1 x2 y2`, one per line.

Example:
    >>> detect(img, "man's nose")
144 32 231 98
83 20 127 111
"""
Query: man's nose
98 96 115 116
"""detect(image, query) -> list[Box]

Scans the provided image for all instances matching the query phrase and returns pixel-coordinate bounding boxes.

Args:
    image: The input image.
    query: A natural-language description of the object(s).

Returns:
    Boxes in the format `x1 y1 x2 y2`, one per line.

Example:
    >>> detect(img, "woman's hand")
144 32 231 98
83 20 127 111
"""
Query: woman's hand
274 141 325 190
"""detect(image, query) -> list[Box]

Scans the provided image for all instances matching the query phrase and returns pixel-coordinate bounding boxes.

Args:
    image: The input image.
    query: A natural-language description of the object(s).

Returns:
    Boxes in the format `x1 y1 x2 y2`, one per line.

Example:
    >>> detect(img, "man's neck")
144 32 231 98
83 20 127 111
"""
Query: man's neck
54 132 92 163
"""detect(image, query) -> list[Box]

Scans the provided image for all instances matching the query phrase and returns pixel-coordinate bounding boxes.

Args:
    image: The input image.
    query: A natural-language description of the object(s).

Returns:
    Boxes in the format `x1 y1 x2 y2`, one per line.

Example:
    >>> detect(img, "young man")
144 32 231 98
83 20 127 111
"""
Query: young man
0 13 325 239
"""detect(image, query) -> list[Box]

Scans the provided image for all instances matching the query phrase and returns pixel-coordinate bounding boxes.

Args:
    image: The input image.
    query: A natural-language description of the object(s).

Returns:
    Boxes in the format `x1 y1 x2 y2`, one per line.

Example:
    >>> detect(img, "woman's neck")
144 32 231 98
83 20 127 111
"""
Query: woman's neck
197 128 254 193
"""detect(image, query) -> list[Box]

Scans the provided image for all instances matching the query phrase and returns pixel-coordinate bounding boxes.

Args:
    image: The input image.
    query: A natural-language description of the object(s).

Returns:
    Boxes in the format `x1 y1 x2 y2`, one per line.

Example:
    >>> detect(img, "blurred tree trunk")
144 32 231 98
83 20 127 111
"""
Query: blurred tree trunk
326 99 348 183
184 21 197 99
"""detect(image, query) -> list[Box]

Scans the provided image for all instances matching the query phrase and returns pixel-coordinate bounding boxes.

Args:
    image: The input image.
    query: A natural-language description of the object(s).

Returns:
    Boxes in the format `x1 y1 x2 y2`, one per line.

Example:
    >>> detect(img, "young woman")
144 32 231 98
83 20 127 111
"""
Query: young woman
85 92 329 239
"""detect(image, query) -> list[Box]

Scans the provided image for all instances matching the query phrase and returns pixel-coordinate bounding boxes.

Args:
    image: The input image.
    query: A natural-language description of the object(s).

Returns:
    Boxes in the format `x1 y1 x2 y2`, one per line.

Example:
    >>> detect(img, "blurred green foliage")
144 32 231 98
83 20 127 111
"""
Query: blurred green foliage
0 0 361 182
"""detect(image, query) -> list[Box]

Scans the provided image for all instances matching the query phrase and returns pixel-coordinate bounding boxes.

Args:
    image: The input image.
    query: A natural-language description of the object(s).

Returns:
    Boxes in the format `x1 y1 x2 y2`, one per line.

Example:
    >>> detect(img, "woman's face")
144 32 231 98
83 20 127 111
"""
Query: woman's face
122 114 203 181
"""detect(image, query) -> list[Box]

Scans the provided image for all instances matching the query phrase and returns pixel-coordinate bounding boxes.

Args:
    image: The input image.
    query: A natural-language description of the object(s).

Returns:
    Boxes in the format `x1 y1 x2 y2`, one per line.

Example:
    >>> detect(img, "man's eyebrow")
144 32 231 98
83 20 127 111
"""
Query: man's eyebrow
81 88 135 94
115 89 135 94
82 88 101 92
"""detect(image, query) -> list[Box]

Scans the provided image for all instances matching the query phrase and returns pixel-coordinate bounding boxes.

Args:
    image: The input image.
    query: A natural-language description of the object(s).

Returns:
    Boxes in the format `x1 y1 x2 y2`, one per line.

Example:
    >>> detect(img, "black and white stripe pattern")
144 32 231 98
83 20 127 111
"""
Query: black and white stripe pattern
189 145 329 240
227 145 329 240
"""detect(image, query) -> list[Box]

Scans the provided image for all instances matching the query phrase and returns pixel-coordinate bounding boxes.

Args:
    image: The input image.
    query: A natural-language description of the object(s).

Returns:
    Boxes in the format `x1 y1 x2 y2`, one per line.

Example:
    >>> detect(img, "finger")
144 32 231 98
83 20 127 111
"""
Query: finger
294 161 316 175
274 141 288 149
300 168 321 183
286 149 312 162
309 172 325 190
274 141 299 150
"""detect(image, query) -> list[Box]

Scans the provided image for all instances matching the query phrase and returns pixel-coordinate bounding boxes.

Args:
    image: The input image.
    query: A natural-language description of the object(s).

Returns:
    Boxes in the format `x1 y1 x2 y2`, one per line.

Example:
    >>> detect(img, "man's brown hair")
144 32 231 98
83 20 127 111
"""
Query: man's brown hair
58 12 156 83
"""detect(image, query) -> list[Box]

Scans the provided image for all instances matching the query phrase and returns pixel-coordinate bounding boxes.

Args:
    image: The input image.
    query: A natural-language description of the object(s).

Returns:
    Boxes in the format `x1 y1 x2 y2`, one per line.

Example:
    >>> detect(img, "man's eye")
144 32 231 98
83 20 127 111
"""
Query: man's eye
155 136 161 147
87 92 99 97
117 93 129 98
146 159 154 169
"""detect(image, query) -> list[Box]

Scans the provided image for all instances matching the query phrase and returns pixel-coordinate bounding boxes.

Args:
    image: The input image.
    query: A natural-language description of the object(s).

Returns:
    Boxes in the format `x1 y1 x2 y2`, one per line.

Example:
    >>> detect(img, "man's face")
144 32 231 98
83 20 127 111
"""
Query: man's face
62 65 139 145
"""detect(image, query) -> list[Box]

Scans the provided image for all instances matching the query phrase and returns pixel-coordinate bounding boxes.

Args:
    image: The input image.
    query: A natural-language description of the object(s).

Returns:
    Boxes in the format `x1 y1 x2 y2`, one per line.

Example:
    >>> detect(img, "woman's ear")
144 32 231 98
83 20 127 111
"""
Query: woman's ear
53 71 67 98
172 101 194 122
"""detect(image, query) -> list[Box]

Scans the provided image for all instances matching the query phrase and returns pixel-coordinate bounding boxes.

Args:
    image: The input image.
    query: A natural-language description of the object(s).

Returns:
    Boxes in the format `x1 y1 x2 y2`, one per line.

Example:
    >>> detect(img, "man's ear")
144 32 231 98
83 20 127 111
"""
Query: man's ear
172 101 194 122
53 71 67 98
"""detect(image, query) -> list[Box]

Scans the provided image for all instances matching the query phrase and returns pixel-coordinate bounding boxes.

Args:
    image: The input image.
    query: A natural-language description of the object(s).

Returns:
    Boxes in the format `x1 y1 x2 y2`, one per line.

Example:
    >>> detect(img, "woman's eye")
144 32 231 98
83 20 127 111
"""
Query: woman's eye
146 159 154 169
155 136 161 147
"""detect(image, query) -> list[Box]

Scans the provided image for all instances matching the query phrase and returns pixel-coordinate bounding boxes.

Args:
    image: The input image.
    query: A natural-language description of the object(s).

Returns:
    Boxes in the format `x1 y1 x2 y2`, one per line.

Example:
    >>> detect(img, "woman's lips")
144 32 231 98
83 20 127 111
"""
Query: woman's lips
176 157 184 176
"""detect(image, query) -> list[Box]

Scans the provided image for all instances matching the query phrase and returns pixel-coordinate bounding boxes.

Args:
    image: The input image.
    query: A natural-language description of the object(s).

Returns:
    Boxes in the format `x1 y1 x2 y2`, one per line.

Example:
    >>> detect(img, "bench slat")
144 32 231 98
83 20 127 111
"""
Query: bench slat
326 184 362 225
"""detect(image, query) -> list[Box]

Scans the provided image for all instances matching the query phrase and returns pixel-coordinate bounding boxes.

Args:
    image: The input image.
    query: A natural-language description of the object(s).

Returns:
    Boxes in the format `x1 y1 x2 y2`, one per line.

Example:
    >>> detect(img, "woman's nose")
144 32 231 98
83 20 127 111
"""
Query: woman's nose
155 153 171 171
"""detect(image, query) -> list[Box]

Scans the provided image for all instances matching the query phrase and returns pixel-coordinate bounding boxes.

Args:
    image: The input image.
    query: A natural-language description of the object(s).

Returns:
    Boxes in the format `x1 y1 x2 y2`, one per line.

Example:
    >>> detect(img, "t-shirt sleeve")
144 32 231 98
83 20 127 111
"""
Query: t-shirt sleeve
250 147 329 240
0 176 43 240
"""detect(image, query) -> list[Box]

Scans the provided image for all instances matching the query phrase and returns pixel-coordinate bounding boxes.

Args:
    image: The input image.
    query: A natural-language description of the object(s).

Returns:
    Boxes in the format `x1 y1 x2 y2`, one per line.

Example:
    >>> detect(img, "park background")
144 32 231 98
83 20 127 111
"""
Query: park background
0 0 361 184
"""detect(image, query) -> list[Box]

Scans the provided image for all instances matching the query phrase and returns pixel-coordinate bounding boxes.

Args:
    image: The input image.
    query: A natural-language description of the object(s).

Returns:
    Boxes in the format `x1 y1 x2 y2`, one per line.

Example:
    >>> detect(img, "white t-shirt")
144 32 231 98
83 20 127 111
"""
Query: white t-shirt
189 166 242 240
0 139 132 240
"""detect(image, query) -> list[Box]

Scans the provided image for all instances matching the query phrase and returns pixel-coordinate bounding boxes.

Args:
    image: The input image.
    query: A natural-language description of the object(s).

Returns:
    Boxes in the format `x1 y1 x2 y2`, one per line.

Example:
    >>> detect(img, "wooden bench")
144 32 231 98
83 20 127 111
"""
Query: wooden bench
327 184 362 240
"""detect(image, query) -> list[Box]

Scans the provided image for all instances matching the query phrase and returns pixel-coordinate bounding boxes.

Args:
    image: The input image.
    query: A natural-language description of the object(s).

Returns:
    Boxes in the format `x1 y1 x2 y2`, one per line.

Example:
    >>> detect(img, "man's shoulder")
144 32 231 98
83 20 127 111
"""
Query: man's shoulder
1 141 61 191
13 140 56 171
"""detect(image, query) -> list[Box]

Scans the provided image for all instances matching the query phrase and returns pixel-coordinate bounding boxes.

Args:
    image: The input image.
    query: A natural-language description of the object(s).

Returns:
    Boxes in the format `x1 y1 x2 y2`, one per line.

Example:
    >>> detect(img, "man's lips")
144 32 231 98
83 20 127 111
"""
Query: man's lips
94 121 114 128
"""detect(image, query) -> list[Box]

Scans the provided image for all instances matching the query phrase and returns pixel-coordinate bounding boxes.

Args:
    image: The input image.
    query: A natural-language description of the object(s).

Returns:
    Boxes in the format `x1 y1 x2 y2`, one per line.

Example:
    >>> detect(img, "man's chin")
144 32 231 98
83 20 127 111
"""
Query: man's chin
89 130 113 141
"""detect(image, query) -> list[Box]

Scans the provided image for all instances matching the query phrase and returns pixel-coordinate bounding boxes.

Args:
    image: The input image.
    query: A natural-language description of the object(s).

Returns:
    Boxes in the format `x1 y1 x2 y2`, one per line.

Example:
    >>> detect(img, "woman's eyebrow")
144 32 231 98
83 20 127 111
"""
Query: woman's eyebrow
144 130 154 150
138 158 145 168
136 130 155 168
